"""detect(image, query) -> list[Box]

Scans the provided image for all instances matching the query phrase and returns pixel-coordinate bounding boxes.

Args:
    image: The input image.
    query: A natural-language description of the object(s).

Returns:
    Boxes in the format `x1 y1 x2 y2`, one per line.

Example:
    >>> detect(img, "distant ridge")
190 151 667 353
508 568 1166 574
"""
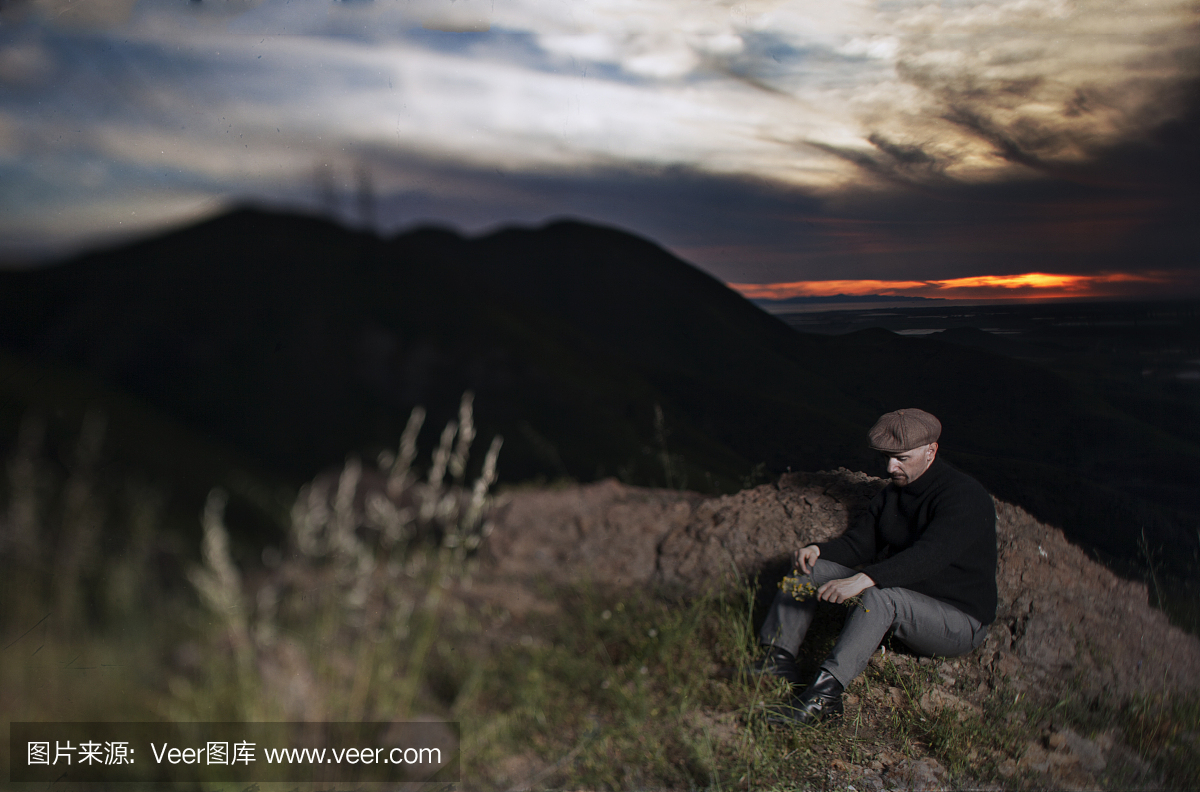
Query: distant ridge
0 206 1196 567
753 293 943 306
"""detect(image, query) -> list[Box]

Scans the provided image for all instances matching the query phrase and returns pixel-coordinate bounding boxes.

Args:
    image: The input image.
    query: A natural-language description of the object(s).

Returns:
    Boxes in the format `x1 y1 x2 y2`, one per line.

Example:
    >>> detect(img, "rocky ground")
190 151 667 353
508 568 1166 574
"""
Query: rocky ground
479 469 1200 790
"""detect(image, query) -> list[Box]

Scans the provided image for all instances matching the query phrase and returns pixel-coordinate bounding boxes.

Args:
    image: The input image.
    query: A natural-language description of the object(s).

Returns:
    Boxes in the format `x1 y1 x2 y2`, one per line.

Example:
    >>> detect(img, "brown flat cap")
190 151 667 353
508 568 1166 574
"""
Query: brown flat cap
868 408 941 452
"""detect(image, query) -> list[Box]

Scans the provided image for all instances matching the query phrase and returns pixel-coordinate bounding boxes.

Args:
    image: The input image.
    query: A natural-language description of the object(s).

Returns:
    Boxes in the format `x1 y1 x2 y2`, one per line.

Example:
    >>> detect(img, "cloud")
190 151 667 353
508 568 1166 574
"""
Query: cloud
0 0 1197 289
0 39 54 85
10 0 140 29
13 0 1192 190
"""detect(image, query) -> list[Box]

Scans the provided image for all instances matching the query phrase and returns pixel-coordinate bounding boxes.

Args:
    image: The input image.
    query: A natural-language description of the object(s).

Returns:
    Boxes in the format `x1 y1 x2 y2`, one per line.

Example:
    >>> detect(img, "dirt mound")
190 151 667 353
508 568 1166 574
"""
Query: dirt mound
487 470 1200 702
483 470 1199 788
655 469 883 592
988 498 1198 699
485 478 704 587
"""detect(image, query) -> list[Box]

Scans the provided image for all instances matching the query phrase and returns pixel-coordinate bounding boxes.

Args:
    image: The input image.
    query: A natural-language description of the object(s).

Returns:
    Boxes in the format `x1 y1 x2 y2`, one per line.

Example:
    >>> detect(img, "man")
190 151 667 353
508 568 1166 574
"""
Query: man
752 408 997 725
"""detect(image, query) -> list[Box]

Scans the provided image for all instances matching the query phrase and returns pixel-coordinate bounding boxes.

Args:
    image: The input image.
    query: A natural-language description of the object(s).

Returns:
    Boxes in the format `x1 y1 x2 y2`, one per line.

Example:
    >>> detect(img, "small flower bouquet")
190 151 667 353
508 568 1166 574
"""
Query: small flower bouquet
778 571 869 612
778 571 818 601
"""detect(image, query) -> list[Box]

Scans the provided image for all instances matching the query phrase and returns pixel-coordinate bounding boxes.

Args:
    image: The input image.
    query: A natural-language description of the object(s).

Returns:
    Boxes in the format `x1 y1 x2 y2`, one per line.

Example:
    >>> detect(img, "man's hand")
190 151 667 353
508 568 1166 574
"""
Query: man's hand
818 573 875 604
794 544 820 574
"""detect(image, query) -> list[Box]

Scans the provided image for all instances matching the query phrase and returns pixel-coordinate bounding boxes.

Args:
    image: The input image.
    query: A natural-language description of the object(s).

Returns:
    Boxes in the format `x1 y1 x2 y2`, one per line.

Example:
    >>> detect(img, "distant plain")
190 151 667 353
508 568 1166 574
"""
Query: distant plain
777 298 1200 449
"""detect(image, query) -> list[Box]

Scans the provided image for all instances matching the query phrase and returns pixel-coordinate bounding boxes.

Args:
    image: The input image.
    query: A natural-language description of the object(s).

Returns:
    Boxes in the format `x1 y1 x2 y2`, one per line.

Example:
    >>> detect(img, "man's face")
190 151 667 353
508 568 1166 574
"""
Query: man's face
883 442 938 486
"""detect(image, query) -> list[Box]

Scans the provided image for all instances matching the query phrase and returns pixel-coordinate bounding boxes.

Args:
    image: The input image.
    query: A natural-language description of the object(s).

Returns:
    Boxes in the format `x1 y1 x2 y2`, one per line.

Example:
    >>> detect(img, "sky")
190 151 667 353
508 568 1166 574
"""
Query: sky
1 0 1198 301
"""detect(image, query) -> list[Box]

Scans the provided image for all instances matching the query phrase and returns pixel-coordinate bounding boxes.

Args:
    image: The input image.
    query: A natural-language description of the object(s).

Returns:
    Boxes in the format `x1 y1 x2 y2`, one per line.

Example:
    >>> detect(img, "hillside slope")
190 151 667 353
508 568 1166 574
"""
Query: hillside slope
0 207 1196 565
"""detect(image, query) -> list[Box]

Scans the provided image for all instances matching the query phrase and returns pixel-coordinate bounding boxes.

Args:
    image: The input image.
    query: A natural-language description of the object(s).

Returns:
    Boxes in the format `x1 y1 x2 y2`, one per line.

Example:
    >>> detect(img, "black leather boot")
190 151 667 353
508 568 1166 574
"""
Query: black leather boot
766 668 845 725
742 645 803 686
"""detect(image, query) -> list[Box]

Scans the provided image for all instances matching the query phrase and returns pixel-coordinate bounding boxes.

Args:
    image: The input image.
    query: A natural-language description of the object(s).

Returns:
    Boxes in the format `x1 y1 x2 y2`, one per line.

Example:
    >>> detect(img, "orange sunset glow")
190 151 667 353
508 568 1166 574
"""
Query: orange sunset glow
728 271 1179 302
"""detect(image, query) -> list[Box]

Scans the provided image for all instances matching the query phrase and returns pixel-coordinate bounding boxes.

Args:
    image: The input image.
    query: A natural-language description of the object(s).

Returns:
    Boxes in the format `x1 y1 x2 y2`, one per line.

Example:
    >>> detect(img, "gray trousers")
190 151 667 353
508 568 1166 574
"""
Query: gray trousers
759 559 987 688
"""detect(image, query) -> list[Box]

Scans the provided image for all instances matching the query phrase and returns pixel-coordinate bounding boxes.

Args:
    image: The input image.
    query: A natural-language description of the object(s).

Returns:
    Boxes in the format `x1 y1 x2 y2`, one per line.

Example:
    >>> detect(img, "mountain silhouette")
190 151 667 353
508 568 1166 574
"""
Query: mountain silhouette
0 207 1195 565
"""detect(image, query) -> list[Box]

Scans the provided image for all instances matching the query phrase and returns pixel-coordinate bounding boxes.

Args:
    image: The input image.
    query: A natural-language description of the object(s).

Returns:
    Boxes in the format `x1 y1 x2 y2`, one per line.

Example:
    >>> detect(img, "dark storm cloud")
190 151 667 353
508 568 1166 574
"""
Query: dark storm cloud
866 134 936 167
801 134 949 191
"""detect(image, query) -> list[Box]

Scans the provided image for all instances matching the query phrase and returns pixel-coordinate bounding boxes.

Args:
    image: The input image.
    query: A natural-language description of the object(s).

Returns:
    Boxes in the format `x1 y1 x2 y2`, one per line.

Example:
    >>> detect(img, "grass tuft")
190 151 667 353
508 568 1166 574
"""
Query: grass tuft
4 401 1200 790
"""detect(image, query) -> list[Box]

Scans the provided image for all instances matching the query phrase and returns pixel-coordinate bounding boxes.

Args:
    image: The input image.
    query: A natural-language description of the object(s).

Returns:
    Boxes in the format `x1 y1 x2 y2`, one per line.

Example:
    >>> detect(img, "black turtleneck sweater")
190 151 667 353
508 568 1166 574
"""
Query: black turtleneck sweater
816 457 997 626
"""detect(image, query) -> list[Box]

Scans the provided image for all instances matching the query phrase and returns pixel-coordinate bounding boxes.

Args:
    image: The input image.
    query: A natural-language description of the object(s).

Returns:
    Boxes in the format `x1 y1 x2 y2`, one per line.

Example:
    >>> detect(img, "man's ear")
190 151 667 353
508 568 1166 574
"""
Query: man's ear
927 442 939 461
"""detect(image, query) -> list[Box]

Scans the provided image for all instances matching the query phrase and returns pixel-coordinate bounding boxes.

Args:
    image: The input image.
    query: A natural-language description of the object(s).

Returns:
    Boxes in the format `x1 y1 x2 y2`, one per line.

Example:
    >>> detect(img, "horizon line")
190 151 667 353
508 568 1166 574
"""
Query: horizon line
727 271 1200 303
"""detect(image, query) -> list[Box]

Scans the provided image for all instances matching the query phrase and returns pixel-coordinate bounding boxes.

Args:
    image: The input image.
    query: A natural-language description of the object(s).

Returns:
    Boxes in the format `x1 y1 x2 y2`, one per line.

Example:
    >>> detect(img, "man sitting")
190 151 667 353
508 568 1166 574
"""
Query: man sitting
753 408 997 725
